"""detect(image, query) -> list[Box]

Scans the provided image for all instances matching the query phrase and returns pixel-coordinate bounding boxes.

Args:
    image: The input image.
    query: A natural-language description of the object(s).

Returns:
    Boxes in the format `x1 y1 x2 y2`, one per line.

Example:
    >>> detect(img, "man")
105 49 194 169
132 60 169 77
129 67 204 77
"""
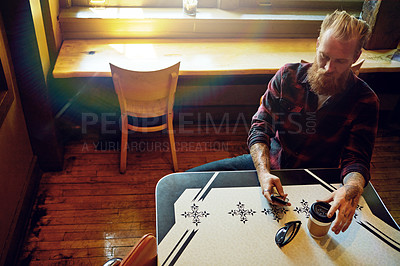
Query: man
188 10 379 235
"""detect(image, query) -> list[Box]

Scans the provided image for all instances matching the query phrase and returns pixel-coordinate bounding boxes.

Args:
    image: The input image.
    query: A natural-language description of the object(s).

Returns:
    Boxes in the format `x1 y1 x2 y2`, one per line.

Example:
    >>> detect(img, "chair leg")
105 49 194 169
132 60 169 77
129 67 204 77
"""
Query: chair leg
120 116 128 174
167 118 178 172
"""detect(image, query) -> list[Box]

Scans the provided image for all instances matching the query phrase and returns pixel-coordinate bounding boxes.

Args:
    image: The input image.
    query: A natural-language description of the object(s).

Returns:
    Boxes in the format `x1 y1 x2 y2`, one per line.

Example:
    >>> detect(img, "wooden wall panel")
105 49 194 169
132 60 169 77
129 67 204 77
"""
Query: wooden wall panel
0 7 36 266
1 0 64 171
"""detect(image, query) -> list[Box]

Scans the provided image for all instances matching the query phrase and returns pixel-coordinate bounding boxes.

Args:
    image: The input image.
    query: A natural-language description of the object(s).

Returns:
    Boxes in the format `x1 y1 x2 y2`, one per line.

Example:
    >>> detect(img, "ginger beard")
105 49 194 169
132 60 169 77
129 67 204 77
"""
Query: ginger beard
307 59 350 96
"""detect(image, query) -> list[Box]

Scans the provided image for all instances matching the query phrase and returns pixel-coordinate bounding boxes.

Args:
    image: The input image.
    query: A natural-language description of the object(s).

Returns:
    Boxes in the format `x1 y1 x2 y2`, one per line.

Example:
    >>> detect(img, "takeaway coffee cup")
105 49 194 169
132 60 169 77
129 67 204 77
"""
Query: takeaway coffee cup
307 202 336 238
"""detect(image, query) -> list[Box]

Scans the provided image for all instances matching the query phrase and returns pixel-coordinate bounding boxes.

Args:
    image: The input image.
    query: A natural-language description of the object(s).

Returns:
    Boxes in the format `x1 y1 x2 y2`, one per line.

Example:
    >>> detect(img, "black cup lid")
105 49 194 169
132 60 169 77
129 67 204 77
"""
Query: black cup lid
310 202 336 223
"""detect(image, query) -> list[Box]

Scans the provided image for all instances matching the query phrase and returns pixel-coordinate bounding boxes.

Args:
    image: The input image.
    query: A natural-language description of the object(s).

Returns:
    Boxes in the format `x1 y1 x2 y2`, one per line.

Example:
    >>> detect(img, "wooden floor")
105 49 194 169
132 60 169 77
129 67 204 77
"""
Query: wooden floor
20 124 400 265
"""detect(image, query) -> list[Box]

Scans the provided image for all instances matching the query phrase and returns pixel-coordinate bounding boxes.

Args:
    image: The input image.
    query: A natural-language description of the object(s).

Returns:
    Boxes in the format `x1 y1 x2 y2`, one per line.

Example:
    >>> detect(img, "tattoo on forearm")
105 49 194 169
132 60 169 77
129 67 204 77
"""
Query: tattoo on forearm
344 185 362 207
253 146 265 169
250 143 270 174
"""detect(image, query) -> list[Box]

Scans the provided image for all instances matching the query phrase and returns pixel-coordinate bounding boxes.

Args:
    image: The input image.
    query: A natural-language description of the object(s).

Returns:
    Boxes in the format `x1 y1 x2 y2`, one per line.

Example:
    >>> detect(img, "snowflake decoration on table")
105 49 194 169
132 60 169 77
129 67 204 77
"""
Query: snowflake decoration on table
228 202 256 224
181 203 210 226
293 199 310 218
261 205 289 222
354 204 364 219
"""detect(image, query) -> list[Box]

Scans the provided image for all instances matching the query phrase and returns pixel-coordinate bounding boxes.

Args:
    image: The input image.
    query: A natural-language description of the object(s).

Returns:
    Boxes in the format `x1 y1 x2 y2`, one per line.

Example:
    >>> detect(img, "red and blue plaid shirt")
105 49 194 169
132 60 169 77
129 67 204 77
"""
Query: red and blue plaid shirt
248 63 379 184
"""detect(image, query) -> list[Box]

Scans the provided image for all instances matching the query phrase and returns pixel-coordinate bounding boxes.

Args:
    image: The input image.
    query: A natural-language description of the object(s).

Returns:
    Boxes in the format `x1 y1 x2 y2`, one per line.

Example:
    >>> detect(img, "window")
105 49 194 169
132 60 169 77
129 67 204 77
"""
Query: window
70 0 363 10
75 0 215 7
60 0 363 39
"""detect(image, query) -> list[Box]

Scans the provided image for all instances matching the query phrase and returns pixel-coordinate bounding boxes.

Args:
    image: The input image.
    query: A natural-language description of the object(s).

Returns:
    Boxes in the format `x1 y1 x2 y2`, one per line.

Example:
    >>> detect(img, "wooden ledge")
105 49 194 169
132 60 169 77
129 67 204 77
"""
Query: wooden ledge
52 38 400 79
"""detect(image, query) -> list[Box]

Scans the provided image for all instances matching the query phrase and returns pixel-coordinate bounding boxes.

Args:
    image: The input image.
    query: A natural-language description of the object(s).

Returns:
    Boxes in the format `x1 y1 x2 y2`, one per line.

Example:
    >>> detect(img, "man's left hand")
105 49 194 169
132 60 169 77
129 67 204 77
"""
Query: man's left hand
318 183 363 234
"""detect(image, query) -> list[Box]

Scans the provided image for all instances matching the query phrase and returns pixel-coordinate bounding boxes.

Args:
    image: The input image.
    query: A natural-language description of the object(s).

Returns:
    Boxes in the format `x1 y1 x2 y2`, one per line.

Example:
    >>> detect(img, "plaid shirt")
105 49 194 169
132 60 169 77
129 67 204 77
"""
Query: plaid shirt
248 63 379 184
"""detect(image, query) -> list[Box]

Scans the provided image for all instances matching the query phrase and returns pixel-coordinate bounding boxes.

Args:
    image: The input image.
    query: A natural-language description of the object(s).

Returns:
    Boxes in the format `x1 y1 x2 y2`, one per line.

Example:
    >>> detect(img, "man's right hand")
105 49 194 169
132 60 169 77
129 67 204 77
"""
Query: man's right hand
250 143 290 206
259 172 290 206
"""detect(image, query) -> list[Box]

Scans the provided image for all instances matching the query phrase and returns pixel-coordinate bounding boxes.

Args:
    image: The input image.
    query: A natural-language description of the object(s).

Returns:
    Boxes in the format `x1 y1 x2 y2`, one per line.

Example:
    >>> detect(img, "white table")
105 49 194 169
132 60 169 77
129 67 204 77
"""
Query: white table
156 169 400 265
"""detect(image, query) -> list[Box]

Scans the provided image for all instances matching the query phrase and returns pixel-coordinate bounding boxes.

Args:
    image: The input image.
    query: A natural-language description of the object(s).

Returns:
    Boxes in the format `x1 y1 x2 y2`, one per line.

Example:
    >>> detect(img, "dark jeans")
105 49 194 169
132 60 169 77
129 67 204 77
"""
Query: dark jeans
187 154 256 172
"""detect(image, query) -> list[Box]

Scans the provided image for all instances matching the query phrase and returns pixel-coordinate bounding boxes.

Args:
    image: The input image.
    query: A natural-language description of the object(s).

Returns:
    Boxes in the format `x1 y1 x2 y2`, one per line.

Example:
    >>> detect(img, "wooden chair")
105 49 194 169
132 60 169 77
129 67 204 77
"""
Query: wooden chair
110 62 180 173
103 233 157 266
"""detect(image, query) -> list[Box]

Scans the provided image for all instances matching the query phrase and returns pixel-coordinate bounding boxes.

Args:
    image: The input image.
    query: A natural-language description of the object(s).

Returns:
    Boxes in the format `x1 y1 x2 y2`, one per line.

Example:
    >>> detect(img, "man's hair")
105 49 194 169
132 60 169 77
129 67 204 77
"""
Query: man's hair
320 10 371 55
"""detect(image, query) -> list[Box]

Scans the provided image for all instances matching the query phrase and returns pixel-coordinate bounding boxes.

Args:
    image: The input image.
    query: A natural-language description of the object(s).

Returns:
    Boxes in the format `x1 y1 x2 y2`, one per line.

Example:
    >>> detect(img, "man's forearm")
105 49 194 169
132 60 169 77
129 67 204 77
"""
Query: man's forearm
250 142 288 203
250 142 271 175
343 172 365 188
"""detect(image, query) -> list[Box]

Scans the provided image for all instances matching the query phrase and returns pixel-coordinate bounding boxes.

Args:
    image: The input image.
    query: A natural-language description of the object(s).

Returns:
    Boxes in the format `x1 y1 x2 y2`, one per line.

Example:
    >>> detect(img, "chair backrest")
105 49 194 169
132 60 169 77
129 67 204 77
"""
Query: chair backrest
110 62 180 118
120 234 157 266
103 234 157 266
